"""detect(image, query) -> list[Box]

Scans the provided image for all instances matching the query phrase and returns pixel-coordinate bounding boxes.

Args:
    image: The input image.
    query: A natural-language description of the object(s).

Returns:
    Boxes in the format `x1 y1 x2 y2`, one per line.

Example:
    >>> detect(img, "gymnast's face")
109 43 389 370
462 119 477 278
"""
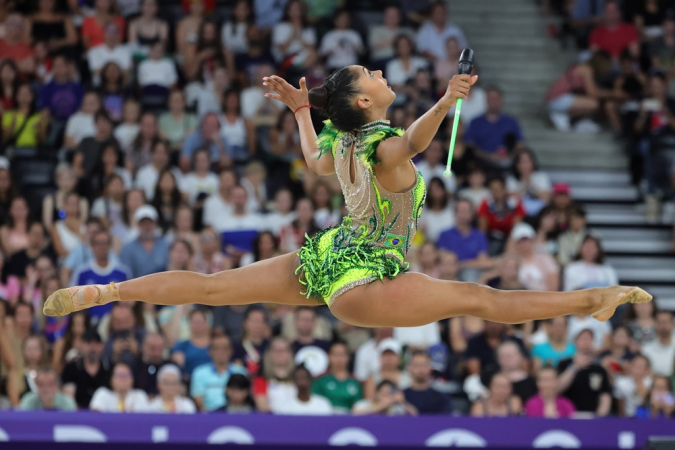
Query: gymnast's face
353 66 396 110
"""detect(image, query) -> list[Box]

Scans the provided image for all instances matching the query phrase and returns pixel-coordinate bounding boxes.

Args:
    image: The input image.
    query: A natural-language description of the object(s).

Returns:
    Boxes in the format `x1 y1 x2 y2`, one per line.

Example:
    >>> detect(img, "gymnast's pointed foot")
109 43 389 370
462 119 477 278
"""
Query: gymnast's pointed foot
43 282 121 317
590 286 652 322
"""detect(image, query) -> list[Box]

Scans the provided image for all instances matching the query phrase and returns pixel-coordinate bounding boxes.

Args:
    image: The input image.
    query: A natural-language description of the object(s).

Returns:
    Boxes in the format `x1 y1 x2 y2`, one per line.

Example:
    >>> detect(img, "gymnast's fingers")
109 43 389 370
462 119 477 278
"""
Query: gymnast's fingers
271 75 296 91
263 77 285 92
264 93 282 101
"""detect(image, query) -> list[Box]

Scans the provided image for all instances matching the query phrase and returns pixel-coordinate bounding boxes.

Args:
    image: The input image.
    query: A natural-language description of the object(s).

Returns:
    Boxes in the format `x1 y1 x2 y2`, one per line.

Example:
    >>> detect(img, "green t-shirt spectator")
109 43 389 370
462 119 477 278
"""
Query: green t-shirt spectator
19 392 77 411
311 374 363 413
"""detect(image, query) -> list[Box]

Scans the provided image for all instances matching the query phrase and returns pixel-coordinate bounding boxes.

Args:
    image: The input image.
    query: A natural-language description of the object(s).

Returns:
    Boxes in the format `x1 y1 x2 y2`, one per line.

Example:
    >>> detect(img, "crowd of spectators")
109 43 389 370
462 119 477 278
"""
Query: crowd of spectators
543 0 675 242
0 0 673 419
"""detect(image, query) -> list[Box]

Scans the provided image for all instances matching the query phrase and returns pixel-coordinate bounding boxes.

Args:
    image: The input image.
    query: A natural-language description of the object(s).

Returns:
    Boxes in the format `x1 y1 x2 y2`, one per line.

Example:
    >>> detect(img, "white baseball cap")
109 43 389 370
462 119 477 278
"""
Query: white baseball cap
377 338 402 356
511 222 536 242
134 204 158 223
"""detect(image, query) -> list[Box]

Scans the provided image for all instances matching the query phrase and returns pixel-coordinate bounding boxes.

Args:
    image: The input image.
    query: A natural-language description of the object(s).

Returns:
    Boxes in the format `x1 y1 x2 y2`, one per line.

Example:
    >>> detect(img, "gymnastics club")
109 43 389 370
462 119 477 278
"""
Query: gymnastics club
444 48 475 179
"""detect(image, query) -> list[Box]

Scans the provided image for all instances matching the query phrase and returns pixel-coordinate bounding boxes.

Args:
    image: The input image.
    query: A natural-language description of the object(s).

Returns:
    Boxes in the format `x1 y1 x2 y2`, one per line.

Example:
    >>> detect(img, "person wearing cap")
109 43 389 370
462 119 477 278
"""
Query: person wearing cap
145 364 196 413
550 182 574 234
119 205 170 278
70 230 131 324
510 222 560 292
61 328 112 409
363 337 409 400
557 328 612 416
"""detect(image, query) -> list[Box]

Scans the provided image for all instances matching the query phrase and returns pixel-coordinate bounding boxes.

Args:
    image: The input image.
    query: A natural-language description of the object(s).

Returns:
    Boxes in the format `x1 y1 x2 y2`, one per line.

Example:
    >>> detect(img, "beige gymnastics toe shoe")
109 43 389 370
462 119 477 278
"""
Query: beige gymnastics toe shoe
43 282 120 317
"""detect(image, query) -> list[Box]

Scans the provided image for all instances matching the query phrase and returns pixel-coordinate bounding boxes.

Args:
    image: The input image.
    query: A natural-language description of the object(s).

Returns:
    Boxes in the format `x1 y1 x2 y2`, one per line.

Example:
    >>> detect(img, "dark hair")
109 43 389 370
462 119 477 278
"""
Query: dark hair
376 379 396 392
226 373 251 390
15 83 36 115
309 179 333 211
512 148 540 181
410 349 429 361
328 340 348 354
170 238 194 257
100 62 124 91
244 305 267 322
569 204 586 218
486 175 506 188
393 34 415 57
95 109 113 124
229 0 254 25
294 305 315 316
426 177 449 210
253 231 278 262
0 60 19 96
282 0 308 27
188 308 208 321
61 312 92 364
293 363 312 379
12 300 35 317
196 19 221 50
222 88 242 115
309 67 368 132
151 170 182 232
121 188 146 226
7 196 30 229
574 234 605 264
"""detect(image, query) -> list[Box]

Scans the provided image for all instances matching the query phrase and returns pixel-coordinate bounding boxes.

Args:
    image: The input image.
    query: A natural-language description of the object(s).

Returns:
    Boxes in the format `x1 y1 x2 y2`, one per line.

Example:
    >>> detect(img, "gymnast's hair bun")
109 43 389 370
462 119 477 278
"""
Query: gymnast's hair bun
308 86 328 110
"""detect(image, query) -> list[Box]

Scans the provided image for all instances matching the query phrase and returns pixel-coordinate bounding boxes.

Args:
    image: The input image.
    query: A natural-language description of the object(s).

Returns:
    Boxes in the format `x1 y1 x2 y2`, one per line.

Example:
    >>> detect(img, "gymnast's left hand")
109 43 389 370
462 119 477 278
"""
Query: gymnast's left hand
263 75 309 113
443 74 478 106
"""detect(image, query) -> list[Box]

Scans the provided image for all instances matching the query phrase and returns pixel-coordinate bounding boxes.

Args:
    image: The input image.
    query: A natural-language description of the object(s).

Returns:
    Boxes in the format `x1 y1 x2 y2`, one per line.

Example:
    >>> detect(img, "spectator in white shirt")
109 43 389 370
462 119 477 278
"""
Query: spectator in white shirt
416 139 456 193
203 169 258 229
368 5 415 65
180 148 219 205
458 167 491 209
614 354 653 417
506 150 552 216
563 235 618 292
89 362 149 412
641 311 675 377
416 3 468 61
113 98 141 153
274 365 332 415
512 223 560 292
221 0 253 55
271 0 317 68
145 364 197 413
87 22 132 85
137 42 177 89
320 10 363 71
64 90 100 150
214 185 262 234
263 188 296 234
135 140 180 201
418 177 455 244
385 35 428 91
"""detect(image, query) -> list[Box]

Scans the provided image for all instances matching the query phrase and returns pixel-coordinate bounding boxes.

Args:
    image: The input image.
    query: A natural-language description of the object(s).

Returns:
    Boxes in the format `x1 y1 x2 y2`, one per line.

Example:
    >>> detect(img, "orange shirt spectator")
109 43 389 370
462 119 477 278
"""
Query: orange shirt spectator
81 15 126 49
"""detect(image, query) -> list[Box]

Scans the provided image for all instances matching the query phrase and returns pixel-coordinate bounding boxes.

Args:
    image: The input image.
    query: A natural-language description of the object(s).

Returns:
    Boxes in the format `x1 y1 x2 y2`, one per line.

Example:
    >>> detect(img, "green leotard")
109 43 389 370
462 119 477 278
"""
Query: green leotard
296 120 427 306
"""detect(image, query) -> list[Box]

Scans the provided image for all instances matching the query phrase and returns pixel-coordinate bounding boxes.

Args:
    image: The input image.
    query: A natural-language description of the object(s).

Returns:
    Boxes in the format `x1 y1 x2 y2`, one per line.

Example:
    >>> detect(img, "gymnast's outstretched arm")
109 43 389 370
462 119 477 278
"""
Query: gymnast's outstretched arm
263 76 335 176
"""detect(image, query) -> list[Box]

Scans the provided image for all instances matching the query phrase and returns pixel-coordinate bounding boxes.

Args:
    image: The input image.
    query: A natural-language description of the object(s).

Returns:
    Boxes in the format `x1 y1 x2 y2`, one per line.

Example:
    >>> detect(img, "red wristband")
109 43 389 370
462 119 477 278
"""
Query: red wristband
294 104 311 114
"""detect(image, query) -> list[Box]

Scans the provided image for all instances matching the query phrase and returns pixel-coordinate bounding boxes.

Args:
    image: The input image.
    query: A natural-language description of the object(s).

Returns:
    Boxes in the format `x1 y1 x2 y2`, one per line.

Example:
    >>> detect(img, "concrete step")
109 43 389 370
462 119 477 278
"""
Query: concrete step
572 186 639 202
592 226 674 244
548 170 632 186
585 204 674 227
451 3 541 15
538 154 627 170
607 256 675 269
617 267 675 283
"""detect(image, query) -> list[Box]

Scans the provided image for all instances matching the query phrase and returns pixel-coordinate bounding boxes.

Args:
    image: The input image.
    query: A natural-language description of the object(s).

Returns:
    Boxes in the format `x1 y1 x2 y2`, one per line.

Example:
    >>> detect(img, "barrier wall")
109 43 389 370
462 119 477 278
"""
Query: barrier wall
0 412 673 448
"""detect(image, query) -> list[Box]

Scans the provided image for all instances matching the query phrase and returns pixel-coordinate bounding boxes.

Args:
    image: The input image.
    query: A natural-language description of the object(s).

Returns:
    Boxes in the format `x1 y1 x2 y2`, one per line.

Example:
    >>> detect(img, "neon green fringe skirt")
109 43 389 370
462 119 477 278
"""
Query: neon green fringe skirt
295 226 409 306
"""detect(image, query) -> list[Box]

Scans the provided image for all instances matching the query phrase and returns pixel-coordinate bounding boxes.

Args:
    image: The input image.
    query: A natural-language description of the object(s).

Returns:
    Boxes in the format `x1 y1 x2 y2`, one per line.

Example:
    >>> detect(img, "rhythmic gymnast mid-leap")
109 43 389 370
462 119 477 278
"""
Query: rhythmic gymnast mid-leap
43 67 651 326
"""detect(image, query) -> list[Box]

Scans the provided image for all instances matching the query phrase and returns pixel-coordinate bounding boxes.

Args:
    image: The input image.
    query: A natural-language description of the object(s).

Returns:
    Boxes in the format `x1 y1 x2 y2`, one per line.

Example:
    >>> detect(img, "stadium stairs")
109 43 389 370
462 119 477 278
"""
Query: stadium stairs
448 0 675 310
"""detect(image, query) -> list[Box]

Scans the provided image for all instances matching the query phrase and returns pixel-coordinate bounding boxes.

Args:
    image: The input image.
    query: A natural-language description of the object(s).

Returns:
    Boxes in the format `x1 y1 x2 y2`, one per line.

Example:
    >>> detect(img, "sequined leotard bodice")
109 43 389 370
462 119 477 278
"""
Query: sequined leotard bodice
296 120 427 306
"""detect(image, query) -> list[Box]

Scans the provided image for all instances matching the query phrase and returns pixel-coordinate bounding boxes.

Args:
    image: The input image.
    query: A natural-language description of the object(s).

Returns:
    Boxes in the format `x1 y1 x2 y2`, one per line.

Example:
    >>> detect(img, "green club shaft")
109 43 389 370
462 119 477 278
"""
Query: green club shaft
446 98 463 173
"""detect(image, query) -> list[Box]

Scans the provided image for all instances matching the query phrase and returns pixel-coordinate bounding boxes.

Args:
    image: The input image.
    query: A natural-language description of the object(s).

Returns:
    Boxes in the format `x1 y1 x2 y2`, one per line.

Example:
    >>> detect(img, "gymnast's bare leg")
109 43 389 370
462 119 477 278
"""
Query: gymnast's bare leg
43 250 651 326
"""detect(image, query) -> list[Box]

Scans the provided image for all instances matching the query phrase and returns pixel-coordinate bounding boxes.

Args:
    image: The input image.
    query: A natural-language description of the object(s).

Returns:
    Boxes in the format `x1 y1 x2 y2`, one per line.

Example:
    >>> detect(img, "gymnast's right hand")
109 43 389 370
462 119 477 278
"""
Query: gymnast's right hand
263 75 309 113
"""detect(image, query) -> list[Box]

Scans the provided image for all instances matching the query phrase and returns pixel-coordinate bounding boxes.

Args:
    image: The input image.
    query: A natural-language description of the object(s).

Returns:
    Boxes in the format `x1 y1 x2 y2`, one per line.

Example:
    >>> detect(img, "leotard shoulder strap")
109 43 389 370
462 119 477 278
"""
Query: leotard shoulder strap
315 120 404 167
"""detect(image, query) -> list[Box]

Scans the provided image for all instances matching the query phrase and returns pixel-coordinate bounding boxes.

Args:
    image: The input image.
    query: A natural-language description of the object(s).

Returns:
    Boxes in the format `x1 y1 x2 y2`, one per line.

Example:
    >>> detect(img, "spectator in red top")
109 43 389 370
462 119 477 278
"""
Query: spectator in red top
81 0 126 50
478 176 525 255
0 14 35 77
589 1 639 60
